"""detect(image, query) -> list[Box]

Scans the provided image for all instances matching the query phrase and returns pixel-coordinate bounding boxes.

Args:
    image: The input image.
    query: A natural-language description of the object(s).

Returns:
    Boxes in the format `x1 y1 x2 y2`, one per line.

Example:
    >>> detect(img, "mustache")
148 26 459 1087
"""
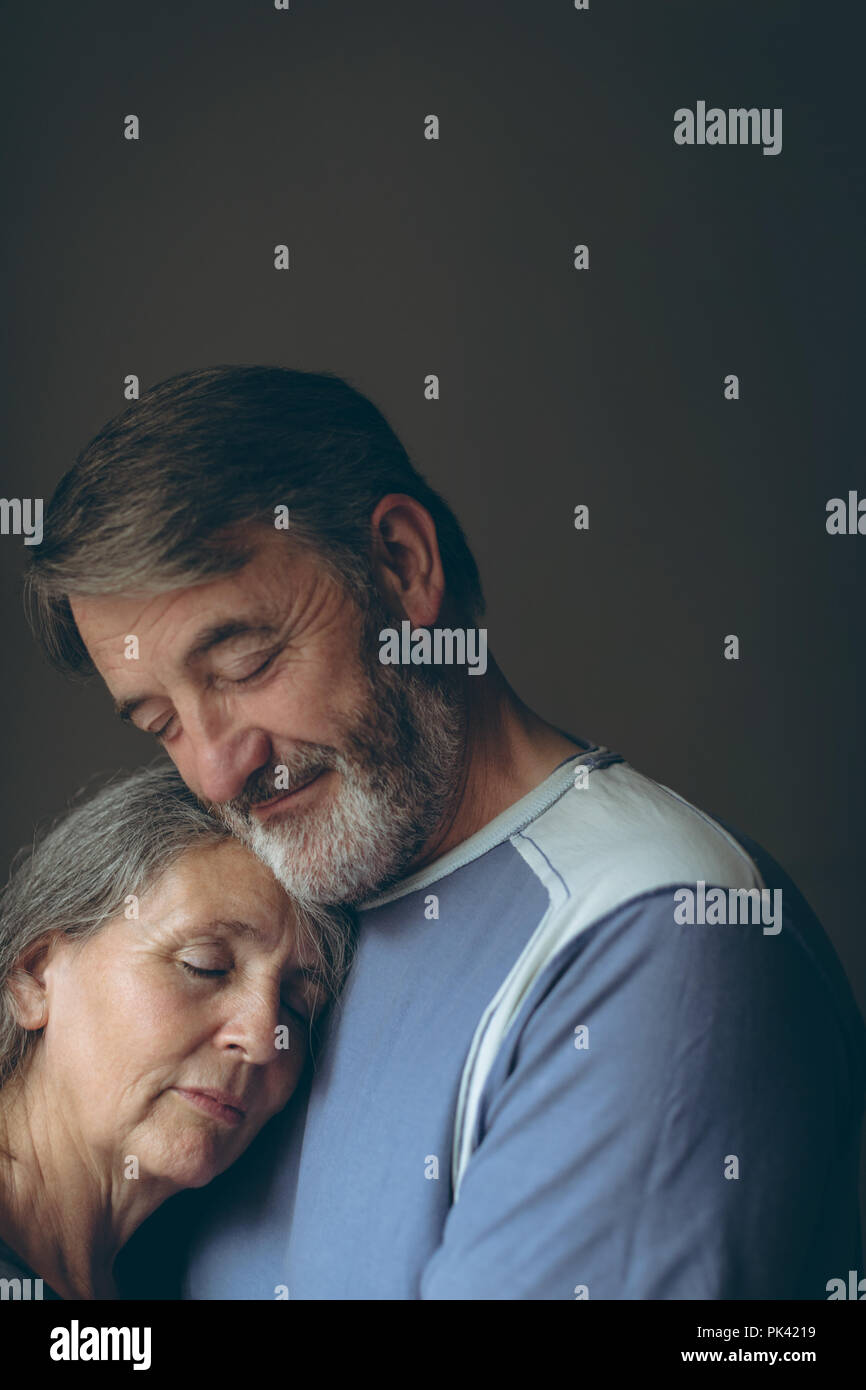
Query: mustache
214 744 340 817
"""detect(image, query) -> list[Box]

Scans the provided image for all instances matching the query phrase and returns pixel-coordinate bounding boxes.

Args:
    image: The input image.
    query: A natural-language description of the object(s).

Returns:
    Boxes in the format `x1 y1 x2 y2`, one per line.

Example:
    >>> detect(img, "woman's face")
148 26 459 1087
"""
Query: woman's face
32 839 321 1190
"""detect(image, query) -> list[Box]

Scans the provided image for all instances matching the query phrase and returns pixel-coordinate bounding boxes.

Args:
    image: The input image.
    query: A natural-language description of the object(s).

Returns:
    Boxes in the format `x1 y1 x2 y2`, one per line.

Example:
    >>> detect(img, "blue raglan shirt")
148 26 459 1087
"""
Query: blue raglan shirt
173 745 866 1300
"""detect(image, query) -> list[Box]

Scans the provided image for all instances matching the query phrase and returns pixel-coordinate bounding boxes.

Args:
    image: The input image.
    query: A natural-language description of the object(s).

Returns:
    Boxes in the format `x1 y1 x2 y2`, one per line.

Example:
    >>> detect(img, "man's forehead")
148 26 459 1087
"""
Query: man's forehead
70 590 274 669
69 535 319 653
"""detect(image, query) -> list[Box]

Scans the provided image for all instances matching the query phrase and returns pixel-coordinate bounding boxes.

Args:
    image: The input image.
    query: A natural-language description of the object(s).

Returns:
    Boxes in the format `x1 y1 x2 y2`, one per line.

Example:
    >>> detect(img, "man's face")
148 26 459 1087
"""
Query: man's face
68 529 465 904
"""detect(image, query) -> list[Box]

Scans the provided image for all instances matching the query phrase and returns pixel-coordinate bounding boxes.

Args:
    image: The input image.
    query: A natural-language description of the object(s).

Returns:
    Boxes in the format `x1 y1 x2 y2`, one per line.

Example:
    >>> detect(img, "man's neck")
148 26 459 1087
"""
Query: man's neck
410 660 585 875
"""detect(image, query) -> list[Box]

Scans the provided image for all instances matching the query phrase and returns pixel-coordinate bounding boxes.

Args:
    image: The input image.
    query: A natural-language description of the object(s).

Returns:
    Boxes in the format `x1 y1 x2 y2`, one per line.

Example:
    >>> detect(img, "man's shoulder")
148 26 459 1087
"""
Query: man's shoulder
497 762 865 1090
511 757 861 1021
449 756 866 1165
515 757 764 908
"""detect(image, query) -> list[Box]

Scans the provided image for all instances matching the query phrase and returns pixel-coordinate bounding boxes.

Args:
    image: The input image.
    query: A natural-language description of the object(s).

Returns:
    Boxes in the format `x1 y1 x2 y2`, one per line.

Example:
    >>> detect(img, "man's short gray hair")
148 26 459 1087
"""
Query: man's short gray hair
0 762 355 1089
25 364 485 675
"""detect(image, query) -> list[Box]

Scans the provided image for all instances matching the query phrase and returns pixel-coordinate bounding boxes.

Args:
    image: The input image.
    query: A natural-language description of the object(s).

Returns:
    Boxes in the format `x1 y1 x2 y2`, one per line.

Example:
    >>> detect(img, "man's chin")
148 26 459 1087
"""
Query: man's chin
231 817 383 906
215 752 446 905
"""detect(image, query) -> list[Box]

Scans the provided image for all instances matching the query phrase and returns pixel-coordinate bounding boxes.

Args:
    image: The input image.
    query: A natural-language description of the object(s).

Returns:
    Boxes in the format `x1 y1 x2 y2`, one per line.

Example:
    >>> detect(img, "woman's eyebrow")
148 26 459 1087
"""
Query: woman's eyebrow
199 917 264 940
151 917 263 942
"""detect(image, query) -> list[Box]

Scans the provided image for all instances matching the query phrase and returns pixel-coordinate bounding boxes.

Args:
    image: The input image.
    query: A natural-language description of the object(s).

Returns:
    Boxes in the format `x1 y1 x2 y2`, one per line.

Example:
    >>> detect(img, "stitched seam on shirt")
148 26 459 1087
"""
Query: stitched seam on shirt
513 830 572 901
358 751 615 909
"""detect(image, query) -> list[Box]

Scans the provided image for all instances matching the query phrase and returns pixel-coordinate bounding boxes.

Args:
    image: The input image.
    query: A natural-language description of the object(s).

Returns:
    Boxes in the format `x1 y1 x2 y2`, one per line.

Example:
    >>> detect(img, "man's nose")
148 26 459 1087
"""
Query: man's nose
178 705 272 804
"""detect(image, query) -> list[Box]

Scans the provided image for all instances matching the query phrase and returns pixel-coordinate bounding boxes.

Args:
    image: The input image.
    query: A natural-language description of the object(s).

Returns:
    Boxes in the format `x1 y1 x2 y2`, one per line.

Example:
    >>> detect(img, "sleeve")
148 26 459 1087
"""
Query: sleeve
418 889 862 1300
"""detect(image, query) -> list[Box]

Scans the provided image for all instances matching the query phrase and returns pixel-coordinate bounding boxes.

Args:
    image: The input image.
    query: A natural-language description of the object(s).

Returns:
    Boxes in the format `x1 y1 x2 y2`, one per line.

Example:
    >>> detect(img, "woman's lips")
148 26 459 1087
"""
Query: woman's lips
171 1087 246 1127
248 769 326 821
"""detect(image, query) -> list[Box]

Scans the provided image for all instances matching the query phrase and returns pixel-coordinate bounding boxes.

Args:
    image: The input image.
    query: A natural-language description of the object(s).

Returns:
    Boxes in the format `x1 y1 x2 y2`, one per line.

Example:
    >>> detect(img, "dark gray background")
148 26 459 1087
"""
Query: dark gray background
2 1 865 1234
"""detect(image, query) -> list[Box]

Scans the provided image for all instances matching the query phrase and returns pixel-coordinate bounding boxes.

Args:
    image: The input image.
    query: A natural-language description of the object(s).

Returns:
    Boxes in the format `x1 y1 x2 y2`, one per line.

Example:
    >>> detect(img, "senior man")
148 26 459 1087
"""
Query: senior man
26 364 866 1299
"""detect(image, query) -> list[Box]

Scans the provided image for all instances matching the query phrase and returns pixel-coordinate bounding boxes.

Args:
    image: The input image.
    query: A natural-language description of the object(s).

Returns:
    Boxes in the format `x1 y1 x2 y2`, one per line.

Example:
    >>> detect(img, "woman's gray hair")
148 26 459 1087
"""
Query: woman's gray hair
0 761 356 1089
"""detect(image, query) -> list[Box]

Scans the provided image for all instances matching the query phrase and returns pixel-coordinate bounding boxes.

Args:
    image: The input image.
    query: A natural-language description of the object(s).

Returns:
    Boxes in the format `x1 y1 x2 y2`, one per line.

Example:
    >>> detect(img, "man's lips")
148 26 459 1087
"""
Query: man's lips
248 769 326 821
171 1087 247 1126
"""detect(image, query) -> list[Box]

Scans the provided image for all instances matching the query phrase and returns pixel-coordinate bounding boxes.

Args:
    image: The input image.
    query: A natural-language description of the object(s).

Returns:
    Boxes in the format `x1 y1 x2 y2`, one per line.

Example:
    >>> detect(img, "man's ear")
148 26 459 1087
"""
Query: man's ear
370 494 446 628
7 937 56 1030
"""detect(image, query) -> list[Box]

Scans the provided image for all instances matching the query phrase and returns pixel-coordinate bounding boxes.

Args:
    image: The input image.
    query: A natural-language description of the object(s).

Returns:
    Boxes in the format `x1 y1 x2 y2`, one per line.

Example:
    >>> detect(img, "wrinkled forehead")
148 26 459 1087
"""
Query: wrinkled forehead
67 532 334 678
137 840 298 936
69 530 297 635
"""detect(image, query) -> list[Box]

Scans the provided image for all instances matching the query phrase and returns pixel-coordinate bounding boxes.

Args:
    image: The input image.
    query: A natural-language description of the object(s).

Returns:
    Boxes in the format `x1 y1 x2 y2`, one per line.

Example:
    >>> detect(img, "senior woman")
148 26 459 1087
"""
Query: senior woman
0 762 354 1300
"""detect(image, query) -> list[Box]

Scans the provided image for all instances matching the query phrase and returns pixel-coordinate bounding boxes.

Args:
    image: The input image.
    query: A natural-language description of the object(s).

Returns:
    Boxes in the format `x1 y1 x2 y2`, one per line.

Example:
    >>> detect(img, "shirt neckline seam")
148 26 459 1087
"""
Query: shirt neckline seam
357 746 619 910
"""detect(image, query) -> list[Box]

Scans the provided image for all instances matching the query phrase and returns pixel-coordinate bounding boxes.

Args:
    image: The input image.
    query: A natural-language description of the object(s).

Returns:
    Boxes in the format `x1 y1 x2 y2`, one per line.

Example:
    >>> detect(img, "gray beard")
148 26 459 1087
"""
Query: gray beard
214 636 467 907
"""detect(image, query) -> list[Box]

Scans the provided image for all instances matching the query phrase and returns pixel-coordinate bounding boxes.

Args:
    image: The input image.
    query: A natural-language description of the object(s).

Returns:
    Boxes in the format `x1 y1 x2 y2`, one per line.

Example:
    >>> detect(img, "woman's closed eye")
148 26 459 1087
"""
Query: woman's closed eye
181 962 227 979
181 961 310 1023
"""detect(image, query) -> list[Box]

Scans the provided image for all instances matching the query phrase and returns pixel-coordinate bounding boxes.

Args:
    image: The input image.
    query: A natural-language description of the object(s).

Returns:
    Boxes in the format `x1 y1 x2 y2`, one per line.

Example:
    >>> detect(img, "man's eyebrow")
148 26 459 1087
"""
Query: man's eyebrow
182 619 278 666
113 619 279 725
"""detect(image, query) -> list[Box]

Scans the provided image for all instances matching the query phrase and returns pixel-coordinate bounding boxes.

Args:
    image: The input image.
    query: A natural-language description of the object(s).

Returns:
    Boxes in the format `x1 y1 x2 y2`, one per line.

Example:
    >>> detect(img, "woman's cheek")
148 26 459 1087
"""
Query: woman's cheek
129 971 207 1047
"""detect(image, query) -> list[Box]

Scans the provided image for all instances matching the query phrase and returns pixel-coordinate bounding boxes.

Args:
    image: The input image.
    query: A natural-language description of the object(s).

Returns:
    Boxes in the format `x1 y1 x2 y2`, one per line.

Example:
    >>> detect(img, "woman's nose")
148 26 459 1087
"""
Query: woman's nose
217 989 286 1066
